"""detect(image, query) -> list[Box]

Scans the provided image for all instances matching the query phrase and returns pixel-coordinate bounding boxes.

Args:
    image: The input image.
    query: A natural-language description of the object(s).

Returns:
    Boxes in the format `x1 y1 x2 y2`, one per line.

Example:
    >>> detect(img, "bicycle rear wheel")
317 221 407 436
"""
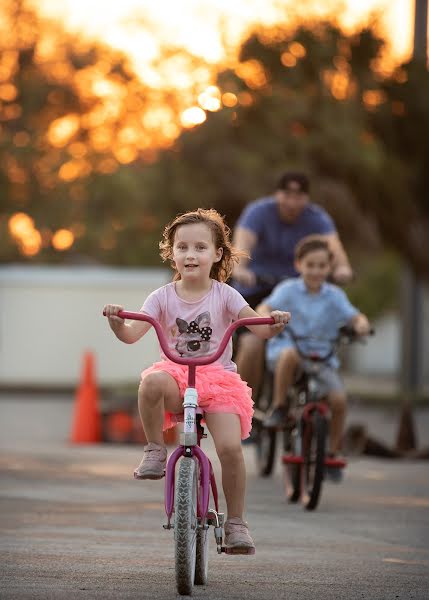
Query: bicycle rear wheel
174 457 197 595
302 412 327 511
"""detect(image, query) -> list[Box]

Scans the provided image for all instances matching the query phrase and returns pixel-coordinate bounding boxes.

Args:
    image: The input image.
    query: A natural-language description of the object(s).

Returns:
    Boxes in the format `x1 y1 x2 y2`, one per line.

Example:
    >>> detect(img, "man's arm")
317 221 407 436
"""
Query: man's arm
231 226 258 287
321 232 353 284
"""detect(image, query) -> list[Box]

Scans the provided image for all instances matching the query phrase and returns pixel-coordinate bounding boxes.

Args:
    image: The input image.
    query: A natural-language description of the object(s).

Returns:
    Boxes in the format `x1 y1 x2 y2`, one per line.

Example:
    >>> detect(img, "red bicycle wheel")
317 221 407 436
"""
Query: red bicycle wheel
301 412 327 511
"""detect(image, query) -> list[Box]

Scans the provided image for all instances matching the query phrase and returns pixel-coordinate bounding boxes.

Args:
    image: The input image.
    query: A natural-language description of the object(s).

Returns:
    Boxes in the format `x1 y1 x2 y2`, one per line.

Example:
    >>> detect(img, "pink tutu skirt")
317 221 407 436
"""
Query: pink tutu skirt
140 361 254 440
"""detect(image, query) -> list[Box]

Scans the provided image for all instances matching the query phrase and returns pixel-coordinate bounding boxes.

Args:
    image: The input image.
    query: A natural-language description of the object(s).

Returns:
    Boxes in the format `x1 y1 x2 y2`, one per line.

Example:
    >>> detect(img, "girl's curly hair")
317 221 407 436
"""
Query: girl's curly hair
159 208 246 282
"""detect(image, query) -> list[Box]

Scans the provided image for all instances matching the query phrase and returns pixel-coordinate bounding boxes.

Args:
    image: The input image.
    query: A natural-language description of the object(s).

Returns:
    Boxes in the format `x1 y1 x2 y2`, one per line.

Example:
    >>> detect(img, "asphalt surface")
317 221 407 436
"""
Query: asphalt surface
1 395 429 600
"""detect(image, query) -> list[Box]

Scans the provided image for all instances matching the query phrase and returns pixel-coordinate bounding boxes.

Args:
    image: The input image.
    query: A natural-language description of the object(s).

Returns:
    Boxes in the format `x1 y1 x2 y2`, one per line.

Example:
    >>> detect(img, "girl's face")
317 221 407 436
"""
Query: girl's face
295 248 331 292
172 223 222 282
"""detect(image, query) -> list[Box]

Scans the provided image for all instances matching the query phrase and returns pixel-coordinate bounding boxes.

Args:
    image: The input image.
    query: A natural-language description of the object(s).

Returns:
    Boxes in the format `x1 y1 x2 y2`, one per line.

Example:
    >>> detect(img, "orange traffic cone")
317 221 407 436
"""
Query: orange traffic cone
70 351 102 443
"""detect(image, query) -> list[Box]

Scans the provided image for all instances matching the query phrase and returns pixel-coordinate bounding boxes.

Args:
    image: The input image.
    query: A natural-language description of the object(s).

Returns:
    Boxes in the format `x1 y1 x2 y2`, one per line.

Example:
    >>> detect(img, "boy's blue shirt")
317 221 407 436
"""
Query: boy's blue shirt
265 277 358 368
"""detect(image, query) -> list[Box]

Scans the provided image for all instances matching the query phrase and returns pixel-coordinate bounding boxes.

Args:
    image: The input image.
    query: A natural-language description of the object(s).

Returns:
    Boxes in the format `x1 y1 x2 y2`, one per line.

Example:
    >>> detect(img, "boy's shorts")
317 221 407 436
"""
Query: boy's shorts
267 355 345 400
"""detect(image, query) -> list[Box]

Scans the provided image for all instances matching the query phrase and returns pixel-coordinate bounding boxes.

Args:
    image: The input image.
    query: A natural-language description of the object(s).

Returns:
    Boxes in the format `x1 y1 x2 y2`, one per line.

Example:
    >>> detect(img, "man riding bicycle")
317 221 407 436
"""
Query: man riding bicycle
230 171 353 404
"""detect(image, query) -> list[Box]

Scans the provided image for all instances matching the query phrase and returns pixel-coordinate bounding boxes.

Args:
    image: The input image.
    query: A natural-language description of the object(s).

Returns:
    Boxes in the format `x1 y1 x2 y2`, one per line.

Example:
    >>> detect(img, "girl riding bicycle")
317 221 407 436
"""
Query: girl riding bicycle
104 208 290 553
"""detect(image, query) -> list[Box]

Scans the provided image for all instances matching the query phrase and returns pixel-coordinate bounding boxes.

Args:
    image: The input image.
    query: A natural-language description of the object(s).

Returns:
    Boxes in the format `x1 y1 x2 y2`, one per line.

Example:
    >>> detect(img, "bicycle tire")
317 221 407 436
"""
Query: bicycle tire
283 428 300 503
194 460 209 586
302 412 327 511
174 457 197 595
194 527 209 585
255 426 277 476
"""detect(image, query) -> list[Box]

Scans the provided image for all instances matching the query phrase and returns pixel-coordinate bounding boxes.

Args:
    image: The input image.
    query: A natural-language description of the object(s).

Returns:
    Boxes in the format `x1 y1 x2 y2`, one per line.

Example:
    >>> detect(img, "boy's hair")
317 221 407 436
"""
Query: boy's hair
159 208 246 282
294 235 333 262
276 171 309 194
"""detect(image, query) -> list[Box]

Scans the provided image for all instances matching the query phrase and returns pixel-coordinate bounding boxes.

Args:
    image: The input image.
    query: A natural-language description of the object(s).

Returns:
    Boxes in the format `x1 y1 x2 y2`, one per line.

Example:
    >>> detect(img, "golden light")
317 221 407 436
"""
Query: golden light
288 42 306 58
68 141 87 158
58 158 91 181
20 230 43 256
7 0 415 157
8 212 43 256
235 60 268 89
322 68 356 101
89 127 113 152
47 114 80 147
363 89 387 109
281 52 297 68
113 145 138 164
180 107 207 128
52 228 75 251
198 86 222 112
237 91 253 106
8 212 34 239
0 83 18 101
0 50 19 82
222 92 238 107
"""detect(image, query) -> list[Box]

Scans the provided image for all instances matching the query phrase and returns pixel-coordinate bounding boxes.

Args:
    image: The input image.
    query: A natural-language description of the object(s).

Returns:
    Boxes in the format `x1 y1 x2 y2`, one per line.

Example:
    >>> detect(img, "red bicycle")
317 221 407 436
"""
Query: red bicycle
255 325 373 510
103 309 273 596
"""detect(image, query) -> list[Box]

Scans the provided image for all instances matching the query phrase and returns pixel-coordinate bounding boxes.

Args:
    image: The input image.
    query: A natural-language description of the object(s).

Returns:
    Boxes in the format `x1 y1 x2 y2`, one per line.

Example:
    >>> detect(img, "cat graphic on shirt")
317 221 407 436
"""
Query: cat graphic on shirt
175 312 213 357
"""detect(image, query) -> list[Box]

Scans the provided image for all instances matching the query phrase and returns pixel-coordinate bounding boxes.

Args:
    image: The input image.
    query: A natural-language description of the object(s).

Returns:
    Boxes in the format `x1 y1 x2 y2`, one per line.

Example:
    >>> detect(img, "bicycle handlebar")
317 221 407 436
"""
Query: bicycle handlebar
284 325 375 362
103 309 275 367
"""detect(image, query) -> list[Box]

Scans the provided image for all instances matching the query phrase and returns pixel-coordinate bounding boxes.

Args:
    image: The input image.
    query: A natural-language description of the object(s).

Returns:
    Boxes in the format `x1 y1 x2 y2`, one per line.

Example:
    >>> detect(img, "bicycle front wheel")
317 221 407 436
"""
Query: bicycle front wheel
255 425 277 476
174 457 198 595
194 459 209 586
302 412 327 511
194 525 209 585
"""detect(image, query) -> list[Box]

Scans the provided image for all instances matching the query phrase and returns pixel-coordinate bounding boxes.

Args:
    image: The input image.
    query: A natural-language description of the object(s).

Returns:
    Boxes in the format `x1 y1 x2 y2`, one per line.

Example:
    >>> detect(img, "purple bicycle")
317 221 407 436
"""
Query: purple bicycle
104 309 273 596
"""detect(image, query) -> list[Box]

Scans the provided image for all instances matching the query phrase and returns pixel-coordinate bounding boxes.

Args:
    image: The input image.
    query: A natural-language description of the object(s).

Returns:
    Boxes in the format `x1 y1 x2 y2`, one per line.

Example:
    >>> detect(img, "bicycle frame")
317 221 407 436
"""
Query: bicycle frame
105 310 274 542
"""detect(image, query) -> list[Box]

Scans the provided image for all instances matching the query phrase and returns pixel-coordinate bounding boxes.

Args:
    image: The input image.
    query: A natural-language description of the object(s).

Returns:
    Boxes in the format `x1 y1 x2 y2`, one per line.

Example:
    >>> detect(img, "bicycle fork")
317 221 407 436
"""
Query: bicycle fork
163 386 226 553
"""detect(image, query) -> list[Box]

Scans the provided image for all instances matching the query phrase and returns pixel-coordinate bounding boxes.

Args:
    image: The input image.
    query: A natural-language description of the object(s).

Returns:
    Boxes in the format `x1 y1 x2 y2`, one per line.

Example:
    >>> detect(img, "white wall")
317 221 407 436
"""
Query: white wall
1 265 427 389
0 265 169 387
346 312 400 375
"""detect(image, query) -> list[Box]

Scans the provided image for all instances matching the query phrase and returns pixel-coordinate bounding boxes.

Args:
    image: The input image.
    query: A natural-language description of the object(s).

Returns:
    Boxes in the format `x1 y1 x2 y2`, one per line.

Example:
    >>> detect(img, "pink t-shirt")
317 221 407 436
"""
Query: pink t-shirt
141 280 248 371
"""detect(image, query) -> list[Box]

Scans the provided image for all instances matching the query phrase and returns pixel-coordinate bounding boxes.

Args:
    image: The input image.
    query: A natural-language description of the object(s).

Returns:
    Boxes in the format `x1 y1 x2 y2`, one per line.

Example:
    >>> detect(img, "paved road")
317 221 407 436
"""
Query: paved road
1 396 429 600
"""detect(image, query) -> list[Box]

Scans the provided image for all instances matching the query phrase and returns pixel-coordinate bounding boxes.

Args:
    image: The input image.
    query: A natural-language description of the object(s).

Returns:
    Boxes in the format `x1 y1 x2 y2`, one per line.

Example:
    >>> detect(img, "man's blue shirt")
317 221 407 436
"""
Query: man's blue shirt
265 278 358 368
232 197 336 296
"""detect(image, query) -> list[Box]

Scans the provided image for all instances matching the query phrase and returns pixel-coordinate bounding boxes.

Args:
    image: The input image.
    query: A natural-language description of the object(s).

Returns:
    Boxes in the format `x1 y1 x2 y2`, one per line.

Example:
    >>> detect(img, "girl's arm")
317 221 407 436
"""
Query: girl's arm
103 304 152 344
238 304 290 339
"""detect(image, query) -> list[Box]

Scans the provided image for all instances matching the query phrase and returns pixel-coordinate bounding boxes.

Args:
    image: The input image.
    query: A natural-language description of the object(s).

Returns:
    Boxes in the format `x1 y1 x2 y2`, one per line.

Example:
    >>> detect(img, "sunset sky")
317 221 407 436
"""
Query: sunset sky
3 1 422 257
32 0 415 84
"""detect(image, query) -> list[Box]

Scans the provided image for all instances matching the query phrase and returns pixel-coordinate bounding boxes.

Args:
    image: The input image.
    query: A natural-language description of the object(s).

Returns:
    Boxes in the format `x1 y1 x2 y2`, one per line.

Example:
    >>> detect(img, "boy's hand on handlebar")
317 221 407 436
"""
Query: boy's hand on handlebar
269 310 291 334
352 314 371 337
103 304 125 325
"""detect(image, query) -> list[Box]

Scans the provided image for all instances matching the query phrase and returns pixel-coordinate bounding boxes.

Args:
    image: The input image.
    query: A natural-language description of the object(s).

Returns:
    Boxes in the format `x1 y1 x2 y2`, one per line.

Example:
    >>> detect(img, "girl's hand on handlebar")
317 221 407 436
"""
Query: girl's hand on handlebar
103 304 125 325
269 310 291 335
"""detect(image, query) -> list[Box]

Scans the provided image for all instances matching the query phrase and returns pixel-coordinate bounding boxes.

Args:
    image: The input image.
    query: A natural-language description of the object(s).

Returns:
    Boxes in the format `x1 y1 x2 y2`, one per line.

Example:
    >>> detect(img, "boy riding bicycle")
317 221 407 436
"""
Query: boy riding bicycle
257 236 370 480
